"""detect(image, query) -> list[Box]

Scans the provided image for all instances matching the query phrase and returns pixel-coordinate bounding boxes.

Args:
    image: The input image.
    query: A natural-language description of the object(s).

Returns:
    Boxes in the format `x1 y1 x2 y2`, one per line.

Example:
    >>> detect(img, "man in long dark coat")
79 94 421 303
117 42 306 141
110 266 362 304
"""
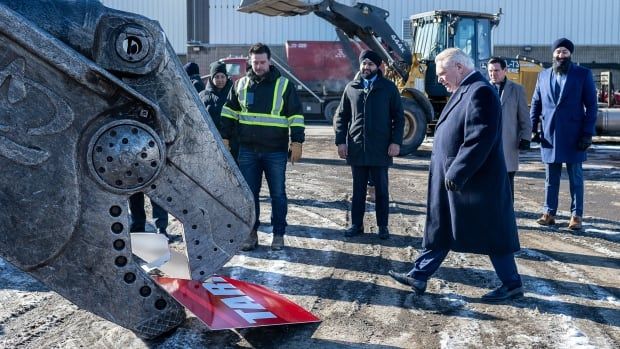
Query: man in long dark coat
388 48 523 302
334 50 404 240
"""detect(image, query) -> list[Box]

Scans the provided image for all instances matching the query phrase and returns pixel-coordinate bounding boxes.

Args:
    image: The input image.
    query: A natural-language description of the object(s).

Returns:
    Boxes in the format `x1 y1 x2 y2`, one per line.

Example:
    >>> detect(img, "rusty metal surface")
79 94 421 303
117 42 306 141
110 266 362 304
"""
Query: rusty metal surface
0 0 254 339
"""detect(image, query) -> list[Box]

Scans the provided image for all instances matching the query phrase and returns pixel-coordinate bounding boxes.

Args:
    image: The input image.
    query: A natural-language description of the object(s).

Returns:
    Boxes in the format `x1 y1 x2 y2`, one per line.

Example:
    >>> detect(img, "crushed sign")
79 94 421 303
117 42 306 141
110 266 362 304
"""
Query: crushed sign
155 275 321 330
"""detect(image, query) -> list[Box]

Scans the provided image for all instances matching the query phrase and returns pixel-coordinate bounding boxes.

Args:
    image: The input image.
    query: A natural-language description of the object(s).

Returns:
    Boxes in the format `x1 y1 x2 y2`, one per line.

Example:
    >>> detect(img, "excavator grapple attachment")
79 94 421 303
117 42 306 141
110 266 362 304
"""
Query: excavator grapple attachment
0 0 254 339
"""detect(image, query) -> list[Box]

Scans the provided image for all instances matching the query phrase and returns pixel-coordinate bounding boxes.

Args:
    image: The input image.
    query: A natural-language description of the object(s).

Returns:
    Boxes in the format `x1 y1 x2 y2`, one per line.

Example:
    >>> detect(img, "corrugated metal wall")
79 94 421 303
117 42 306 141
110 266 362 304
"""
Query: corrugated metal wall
100 0 187 54
208 0 620 46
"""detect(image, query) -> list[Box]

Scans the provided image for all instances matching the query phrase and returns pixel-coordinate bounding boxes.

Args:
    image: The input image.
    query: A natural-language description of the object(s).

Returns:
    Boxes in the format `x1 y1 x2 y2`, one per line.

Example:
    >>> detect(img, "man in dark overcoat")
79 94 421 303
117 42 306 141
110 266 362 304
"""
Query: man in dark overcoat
334 50 404 240
389 48 523 302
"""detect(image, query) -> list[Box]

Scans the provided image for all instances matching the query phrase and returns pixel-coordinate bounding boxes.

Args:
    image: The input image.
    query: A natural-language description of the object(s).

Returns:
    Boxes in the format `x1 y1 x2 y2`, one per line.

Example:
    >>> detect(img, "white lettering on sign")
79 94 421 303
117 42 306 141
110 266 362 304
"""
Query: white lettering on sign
221 296 265 310
235 309 277 324
203 277 277 324
203 277 244 296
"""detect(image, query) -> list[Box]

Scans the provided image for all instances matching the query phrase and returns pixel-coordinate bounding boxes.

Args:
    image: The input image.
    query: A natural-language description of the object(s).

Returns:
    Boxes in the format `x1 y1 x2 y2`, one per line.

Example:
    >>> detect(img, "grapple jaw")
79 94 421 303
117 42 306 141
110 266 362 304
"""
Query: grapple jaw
237 0 324 16
0 0 254 339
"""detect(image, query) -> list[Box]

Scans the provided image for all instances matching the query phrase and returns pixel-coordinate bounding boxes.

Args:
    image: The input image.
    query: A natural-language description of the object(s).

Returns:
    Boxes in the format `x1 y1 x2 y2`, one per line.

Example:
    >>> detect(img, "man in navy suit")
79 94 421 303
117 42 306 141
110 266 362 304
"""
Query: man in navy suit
530 38 598 230
389 48 522 302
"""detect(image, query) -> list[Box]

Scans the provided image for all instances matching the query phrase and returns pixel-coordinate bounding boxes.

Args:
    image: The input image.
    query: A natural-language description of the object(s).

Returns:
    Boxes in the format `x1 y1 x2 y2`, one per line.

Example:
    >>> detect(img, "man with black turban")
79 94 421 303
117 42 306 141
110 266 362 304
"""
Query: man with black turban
334 49 404 240
530 38 597 230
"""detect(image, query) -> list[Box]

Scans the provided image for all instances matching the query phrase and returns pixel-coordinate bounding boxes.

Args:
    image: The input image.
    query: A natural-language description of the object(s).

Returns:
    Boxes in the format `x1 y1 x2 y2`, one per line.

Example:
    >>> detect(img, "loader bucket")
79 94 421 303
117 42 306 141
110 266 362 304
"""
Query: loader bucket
238 0 322 16
0 0 254 339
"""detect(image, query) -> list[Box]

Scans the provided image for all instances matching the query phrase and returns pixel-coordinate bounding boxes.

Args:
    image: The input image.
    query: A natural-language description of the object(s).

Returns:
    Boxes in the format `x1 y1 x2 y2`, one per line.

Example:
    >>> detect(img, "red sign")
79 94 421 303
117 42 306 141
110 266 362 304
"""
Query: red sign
154 275 320 330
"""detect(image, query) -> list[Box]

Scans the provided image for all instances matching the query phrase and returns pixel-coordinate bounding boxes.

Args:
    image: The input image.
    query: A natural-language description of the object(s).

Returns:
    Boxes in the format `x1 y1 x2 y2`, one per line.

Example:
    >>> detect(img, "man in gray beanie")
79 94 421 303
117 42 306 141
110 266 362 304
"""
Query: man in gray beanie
530 38 597 230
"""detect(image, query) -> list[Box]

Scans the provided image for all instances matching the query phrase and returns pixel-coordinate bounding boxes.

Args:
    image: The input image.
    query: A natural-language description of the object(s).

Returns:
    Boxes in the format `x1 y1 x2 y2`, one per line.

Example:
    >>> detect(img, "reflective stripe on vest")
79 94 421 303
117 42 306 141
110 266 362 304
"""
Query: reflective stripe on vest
288 114 304 127
238 111 289 128
271 77 288 115
221 105 239 120
236 76 250 112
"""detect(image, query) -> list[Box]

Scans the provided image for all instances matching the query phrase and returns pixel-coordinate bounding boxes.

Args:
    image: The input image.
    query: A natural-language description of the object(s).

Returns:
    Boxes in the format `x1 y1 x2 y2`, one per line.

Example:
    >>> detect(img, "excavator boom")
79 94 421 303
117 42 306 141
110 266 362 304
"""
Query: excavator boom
0 0 254 339
239 0 412 81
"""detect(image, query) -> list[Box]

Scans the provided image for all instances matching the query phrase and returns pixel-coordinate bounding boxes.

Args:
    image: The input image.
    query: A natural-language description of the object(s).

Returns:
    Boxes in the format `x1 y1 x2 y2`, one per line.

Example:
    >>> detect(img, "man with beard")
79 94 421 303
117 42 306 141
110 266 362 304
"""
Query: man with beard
221 43 305 250
334 50 404 240
200 61 237 159
388 48 522 302
530 38 597 230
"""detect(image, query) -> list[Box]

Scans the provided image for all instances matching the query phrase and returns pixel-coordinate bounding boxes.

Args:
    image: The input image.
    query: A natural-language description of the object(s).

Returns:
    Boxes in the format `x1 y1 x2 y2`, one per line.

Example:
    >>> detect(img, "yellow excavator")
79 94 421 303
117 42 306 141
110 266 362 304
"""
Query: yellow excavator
239 0 543 155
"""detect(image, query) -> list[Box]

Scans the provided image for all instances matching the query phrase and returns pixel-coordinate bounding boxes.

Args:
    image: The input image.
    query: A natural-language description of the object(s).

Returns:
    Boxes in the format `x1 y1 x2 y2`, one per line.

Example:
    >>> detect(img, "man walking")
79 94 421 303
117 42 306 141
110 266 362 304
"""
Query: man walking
530 38 598 230
221 43 305 250
334 49 404 240
388 48 523 302
487 57 532 200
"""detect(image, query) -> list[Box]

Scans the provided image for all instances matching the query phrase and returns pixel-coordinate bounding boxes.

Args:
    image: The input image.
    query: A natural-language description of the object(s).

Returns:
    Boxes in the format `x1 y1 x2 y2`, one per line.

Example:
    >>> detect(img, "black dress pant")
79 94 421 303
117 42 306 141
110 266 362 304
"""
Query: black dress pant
129 192 168 232
351 166 389 227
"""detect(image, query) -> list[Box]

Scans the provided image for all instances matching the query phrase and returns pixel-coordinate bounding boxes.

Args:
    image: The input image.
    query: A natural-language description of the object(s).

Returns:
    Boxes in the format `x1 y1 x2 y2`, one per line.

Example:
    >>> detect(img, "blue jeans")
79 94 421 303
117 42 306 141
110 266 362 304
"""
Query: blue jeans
409 248 522 288
238 146 288 235
543 162 583 217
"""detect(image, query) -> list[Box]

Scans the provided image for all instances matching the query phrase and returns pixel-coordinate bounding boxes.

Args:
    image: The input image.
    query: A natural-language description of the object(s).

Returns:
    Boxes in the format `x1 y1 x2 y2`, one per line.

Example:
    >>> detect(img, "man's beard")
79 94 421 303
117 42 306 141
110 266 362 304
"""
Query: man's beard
360 69 378 79
553 56 572 74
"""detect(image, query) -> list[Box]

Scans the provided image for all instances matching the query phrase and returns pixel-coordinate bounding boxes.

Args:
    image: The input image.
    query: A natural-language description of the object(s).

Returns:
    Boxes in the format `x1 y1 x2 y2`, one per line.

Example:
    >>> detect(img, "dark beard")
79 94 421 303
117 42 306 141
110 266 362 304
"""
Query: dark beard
553 56 572 74
360 69 378 80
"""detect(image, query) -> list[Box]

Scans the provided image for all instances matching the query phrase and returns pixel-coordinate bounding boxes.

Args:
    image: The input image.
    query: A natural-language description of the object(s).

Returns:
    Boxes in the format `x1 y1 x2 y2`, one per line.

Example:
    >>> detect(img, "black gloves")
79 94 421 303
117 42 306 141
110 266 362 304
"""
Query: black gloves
445 178 459 191
531 132 541 143
518 139 531 151
577 135 593 151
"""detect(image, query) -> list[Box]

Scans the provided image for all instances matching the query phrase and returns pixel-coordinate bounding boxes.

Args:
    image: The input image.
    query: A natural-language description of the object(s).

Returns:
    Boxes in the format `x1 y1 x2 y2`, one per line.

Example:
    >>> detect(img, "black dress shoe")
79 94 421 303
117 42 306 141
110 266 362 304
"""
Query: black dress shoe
481 284 524 303
344 225 364 237
378 226 389 240
388 270 426 295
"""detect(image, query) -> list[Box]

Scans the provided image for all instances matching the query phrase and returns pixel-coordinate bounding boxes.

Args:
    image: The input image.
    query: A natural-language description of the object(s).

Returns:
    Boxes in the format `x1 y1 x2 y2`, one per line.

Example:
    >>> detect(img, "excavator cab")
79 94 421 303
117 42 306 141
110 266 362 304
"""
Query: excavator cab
409 10 500 107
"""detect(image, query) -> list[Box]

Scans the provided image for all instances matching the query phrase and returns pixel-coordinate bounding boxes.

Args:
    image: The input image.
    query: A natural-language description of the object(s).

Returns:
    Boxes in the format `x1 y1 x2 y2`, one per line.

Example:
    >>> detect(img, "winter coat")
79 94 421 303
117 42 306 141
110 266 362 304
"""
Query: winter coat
334 71 404 167
530 64 597 163
189 74 205 93
499 79 531 172
199 77 233 133
423 71 520 255
221 66 305 153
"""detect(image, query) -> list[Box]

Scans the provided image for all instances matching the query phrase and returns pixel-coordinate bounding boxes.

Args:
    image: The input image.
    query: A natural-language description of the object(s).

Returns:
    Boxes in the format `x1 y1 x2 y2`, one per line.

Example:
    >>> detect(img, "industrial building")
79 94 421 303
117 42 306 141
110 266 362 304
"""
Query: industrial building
102 0 620 90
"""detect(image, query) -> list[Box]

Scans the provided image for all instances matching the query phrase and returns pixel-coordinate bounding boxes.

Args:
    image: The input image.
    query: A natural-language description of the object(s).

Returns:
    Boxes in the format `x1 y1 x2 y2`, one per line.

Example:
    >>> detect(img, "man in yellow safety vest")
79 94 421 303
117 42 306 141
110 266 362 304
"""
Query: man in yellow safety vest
221 43 305 251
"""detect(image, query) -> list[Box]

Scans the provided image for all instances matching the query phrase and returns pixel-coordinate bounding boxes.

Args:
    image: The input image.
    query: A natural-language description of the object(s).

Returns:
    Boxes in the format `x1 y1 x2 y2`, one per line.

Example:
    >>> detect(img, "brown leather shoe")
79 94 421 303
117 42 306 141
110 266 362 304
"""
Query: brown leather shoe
568 216 582 230
241 229 258 251
536 213 556 226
